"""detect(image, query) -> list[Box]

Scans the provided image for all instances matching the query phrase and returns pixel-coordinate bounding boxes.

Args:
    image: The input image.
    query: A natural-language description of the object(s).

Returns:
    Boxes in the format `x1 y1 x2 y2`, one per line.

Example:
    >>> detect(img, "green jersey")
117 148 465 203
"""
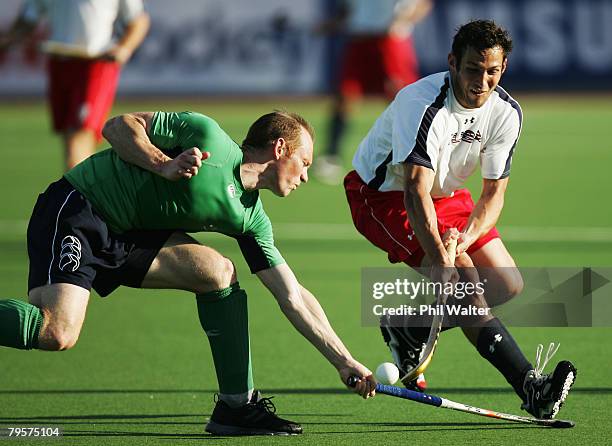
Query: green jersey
65 111 284 273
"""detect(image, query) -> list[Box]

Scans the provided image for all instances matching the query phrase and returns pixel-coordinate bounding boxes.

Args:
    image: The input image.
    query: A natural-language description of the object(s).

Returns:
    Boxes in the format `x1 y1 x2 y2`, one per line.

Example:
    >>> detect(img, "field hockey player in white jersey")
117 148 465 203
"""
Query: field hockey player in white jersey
345 19 576 420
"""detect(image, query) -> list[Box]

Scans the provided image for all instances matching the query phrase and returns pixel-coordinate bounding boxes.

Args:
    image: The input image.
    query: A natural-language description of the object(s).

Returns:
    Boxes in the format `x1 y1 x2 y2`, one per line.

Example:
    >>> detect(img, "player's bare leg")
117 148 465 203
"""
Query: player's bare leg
417 249 533 393
382 247 528 390
63 128 97 170
380 250 492 391
0 282 89 351
141 231 302 435
470 238 524 306
447 251 494 343
141 232 236 293
419 243 575 418
28 283 90 350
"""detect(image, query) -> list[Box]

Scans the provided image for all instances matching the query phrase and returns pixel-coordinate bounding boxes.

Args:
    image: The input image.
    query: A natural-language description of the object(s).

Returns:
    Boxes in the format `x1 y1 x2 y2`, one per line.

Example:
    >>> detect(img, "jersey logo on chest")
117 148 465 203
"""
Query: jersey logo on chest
451 129 482 144
227 184 237 199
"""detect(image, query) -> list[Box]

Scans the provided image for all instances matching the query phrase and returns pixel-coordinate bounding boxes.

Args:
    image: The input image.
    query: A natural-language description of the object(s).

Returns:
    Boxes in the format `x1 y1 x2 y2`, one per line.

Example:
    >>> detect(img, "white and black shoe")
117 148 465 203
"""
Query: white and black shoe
205 391 302 436
380 316 428 391
521 343 577 419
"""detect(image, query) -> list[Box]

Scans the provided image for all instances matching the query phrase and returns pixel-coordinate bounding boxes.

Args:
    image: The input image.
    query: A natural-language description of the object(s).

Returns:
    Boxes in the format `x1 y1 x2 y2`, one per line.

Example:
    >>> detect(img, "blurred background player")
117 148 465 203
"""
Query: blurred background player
344 20 577 419
0 0 150 170
313 0 432 184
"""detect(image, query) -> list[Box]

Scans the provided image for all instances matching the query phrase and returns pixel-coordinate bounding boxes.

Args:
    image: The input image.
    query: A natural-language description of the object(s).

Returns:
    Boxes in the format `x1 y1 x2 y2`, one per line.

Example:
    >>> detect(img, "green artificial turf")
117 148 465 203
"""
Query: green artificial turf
0 96 611 445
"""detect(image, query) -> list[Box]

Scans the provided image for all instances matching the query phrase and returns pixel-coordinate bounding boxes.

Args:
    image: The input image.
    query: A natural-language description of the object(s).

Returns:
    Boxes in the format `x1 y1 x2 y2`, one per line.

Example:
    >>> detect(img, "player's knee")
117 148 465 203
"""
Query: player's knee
502 269 524 299
41 327 80 351
482 268 524 307
207 257 237 291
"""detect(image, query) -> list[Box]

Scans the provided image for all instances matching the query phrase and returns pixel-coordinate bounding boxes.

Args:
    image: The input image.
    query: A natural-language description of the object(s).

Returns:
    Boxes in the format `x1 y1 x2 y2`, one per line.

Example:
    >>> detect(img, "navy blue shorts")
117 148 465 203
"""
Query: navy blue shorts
27 178 172 297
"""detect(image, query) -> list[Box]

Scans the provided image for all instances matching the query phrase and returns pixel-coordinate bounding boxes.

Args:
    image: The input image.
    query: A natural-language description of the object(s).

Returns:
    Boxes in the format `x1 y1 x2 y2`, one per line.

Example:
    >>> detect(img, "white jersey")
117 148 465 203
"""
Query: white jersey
352 71 522 197
346 0 419 34
22 0 145 57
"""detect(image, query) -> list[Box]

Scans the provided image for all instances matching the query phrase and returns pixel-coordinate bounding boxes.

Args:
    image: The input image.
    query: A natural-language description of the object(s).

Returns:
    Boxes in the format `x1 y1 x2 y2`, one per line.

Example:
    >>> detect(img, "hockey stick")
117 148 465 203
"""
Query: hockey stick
347 377 575 428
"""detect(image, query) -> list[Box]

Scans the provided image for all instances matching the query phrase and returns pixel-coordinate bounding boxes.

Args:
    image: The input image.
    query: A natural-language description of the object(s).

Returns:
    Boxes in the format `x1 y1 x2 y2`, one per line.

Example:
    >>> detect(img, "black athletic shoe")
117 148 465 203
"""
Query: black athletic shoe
380 316 427 391
205 391 303 436
522 358 577 419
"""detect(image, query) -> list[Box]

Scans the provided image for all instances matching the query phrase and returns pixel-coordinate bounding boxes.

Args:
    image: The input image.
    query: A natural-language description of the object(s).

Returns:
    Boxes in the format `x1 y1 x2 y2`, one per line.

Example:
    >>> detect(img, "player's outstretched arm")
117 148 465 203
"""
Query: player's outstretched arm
256 263 376 398
102 112 207 180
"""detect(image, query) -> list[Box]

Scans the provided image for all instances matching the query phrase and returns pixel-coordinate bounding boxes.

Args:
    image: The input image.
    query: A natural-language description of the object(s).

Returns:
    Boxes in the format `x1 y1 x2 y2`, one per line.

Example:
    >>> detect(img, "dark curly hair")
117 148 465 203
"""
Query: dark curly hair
452 20 513 66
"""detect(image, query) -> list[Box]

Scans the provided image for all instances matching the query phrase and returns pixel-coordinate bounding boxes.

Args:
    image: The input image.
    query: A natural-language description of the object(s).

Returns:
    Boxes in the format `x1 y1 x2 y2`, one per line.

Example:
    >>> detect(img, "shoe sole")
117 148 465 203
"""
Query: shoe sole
205 421 302 436
550 361 577 419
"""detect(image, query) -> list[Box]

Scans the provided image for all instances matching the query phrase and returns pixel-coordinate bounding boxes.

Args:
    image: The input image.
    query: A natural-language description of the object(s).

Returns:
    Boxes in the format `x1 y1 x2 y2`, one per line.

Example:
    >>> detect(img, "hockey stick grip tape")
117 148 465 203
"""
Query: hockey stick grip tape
376 383 443 407
347 376 442 407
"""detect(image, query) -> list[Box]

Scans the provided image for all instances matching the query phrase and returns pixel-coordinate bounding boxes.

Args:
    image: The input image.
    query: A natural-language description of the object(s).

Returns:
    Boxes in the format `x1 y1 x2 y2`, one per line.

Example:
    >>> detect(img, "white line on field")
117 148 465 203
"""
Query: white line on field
0 220 611 242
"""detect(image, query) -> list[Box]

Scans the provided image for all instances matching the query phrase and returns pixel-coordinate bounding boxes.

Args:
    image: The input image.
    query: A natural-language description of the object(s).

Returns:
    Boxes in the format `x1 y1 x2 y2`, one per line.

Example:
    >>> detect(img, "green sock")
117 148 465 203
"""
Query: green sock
0 299 43 350
196 282 254 399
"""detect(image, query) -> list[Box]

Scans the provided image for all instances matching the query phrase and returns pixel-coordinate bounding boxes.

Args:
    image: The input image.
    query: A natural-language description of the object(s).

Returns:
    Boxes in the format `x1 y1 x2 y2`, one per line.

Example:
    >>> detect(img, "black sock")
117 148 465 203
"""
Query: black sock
476 318 533 401
327 112 346 157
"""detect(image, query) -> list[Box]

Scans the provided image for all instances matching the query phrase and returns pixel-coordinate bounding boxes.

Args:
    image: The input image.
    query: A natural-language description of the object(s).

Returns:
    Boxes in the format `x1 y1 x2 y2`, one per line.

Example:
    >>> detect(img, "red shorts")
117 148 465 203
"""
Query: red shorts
344 171 500 266
47 56 121 140
339 35 419 99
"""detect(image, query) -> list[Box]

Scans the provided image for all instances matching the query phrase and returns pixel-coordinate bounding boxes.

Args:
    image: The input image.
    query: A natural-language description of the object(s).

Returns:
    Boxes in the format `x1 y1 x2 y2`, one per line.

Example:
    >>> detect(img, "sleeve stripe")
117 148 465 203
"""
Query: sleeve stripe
406 153 434 170
367 77 450 190
405 77 450 168
235 235 272 273
366 151 393 190
495 85 523 178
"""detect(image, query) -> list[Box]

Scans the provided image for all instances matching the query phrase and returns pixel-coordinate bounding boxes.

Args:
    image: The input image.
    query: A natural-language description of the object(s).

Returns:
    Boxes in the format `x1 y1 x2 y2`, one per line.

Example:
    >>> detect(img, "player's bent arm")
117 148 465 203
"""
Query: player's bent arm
102 112 165 168
103 112 204 180
403 164 453 266
256 264 375 397
108 12 150 65
459 178 508 254
389 0 432 36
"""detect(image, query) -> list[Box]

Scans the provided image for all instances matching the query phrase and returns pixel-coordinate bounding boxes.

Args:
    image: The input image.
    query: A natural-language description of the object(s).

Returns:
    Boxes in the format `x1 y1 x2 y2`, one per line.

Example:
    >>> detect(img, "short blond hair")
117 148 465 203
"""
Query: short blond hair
242 111 314 155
